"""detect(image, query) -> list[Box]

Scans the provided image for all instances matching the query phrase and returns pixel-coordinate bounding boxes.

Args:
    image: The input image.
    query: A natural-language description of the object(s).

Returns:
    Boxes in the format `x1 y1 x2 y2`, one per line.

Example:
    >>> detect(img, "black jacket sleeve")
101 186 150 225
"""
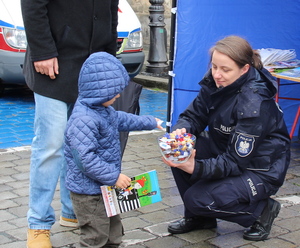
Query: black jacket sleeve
105 0 119 56
21 0 58 61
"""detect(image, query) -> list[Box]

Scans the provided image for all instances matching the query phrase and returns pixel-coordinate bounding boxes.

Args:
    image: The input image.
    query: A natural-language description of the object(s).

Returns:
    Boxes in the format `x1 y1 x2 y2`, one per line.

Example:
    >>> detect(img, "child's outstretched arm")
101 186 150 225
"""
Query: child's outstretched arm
115 173 131 189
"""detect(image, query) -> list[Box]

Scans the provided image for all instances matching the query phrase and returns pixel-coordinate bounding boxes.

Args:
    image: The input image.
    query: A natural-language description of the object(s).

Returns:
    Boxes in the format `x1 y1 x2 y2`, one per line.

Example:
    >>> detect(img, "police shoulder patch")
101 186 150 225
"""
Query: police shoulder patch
235 133 255 157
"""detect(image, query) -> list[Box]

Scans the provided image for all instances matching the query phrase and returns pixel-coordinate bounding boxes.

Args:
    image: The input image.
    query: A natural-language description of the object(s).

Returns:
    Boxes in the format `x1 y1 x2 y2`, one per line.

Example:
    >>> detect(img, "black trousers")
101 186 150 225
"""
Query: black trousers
171 134 269 228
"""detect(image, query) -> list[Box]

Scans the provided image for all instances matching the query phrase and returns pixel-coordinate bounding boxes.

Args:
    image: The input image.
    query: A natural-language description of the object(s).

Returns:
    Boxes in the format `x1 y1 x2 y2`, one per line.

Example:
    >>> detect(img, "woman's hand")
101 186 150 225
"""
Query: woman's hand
162 149 196 174
173 128 187 136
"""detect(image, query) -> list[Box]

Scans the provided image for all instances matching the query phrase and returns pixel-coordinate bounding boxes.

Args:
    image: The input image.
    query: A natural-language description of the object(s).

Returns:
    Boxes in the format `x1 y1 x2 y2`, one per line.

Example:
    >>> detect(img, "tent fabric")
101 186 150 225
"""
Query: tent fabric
170 0 300 136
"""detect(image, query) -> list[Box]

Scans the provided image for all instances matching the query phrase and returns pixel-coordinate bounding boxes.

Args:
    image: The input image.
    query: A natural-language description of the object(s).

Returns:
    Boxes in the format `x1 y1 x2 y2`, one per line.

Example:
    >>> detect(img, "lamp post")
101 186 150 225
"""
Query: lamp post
146 0 168 75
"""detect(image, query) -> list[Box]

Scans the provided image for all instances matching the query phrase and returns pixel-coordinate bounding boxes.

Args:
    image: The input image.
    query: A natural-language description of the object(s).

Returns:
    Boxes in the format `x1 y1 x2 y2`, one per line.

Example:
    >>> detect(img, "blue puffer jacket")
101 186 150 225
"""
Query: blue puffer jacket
64 52 157 195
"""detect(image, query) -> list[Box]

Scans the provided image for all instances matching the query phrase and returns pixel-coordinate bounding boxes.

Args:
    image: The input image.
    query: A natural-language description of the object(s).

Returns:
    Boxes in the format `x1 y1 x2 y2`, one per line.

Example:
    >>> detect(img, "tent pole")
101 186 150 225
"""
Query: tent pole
166 0 177 133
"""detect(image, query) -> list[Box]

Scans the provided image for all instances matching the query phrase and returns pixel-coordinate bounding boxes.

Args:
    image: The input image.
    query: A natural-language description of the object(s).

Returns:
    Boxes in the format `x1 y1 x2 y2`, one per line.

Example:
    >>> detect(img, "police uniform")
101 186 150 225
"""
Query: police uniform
171 66 290 227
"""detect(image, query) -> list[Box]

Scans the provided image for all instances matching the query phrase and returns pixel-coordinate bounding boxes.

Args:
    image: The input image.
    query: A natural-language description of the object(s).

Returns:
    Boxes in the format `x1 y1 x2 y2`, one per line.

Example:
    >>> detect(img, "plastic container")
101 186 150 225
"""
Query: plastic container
158 133 196 163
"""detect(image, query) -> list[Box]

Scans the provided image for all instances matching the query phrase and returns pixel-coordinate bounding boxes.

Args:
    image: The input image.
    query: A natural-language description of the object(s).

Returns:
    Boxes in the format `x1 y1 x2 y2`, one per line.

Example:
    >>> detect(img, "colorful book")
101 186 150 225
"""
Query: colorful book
101 170 162 217
276 67 300 78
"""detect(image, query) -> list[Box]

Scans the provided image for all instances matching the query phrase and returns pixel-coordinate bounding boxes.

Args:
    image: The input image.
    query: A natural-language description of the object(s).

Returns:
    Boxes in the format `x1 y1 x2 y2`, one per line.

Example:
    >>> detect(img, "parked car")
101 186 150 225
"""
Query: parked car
0 0 144 93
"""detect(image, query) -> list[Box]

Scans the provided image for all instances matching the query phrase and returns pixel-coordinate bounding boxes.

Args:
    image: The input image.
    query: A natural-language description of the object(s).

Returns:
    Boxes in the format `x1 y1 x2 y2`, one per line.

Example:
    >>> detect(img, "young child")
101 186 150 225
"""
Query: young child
64 52 163 247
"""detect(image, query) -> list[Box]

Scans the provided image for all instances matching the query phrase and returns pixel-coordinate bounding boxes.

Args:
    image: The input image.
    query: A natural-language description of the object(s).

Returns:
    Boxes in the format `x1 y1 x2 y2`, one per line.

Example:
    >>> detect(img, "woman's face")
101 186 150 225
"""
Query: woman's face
211 50 249 88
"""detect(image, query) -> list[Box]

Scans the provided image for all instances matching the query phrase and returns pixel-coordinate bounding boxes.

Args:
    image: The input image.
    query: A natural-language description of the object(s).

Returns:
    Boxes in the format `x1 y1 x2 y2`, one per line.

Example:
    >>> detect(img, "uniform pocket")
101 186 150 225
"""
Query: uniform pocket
210 181 241 209
248 155 271 171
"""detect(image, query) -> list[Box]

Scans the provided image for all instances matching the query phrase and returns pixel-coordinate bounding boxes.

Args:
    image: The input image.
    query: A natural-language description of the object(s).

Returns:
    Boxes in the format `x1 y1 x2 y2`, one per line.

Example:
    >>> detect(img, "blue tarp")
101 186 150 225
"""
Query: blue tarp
170 0 300 136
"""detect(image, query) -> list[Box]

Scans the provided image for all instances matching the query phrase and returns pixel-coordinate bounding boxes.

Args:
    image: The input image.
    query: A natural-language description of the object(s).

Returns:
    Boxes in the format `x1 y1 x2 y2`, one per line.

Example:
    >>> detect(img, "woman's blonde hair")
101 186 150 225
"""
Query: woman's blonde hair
209 35 263 70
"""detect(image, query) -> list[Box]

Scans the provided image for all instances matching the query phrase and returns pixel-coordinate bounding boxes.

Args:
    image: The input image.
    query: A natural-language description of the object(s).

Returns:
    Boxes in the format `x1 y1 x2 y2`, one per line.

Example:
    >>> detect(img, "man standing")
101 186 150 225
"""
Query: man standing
21 1 119 247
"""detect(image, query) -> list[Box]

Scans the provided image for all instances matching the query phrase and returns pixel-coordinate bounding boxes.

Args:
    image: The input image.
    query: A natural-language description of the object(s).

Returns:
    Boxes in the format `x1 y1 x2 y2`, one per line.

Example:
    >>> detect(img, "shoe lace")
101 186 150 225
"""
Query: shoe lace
252 221 266 233
34 229 50 238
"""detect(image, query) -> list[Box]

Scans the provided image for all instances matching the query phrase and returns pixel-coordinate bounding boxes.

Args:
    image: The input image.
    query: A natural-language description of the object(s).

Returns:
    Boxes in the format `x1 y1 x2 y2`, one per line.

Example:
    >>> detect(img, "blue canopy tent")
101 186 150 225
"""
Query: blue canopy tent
167 0 300 138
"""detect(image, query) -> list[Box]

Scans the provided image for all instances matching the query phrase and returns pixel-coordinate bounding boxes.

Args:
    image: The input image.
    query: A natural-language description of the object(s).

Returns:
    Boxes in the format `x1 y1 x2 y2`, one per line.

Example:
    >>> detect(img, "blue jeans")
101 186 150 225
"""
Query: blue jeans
27 93 76 229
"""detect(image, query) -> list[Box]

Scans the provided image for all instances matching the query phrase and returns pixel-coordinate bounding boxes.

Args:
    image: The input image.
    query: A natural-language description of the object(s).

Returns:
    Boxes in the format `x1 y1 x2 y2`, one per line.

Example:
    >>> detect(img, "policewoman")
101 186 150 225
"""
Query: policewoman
163 36 290 241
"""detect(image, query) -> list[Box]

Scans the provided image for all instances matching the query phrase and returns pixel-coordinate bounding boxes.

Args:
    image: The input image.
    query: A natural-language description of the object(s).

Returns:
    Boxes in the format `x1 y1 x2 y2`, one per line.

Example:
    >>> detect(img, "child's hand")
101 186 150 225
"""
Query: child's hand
115 173 131 189
155 118 164 130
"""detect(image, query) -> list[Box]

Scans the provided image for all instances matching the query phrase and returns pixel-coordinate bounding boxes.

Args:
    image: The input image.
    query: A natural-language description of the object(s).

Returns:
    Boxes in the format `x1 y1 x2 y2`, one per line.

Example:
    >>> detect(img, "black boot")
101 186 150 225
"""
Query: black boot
243 198 281 241
168 216 217 234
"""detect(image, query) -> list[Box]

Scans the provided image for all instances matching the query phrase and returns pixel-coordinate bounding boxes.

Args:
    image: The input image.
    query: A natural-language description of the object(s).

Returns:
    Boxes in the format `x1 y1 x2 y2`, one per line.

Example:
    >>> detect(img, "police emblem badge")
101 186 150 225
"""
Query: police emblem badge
235 133 255 157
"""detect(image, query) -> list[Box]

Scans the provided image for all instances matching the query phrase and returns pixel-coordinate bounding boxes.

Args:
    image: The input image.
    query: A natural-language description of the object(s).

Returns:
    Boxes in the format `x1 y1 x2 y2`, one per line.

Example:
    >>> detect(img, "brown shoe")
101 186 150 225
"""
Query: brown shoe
59 216 78 228
27 229 51 248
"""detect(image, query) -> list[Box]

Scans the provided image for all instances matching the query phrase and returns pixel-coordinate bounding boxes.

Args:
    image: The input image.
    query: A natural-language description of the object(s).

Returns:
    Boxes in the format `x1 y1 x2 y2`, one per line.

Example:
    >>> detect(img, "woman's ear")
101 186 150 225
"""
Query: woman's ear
241 64 250 75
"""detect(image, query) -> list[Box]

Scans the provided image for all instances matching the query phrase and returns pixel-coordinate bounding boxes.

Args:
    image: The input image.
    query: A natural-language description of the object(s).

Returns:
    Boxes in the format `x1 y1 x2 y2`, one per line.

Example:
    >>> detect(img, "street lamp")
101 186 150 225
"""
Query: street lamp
146 0 168 75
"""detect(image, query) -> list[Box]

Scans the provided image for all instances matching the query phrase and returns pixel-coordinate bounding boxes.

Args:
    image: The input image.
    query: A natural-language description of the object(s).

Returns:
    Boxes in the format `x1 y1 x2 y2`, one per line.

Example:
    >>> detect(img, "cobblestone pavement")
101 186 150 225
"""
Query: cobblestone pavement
1 131 300 248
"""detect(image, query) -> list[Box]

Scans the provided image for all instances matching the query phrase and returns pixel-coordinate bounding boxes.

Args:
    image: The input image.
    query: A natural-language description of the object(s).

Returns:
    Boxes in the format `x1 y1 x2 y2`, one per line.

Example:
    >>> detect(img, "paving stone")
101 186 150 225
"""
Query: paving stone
7 205 28 218
120 209 140 219
0 210 17 222
175 229 217 244
1 240 26 248
0 161 15 168
11 172 29 181
12 187 29 197
13 158 30 167
253 238 298 248
208 232 251 248
0 131 299 248
0 232 16 245
143 235 190 248
139 210 179 224
144 221 171 237
279 229 300 246
159 177 178 189
0 167 19 176
51 231 80 248
0 184 13 192
122 216 150 231
0 222 19 232
8 216 28 228
122 229 157 246
215 221 243 235
164 204 184 217
162 194 183 207
0 199 18 209
160 186 180 198
0 153 20 162
136 201 168 214
5 227 27 242
6 179 29 190
0 175 15 184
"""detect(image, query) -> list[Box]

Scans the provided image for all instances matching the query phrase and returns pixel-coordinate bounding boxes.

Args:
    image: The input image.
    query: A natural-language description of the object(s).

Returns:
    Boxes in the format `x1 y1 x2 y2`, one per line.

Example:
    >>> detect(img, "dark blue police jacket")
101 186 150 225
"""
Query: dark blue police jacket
173 66 290 195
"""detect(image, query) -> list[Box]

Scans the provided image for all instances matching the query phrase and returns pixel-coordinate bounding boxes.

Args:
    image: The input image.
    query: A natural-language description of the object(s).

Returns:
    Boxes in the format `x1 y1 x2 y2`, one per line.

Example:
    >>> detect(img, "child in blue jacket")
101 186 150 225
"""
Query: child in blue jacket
64 52 162 247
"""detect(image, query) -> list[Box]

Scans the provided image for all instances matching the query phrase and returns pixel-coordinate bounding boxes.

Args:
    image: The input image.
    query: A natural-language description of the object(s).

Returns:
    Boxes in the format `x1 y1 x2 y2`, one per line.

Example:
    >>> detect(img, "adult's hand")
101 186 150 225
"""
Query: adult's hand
162 149 196 174
34 57 59 79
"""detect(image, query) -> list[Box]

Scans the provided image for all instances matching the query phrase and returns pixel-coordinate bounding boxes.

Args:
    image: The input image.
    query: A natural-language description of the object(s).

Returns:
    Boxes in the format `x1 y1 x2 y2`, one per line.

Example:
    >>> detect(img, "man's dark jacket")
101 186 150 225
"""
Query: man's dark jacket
21 0 119 103
173 67 291 195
